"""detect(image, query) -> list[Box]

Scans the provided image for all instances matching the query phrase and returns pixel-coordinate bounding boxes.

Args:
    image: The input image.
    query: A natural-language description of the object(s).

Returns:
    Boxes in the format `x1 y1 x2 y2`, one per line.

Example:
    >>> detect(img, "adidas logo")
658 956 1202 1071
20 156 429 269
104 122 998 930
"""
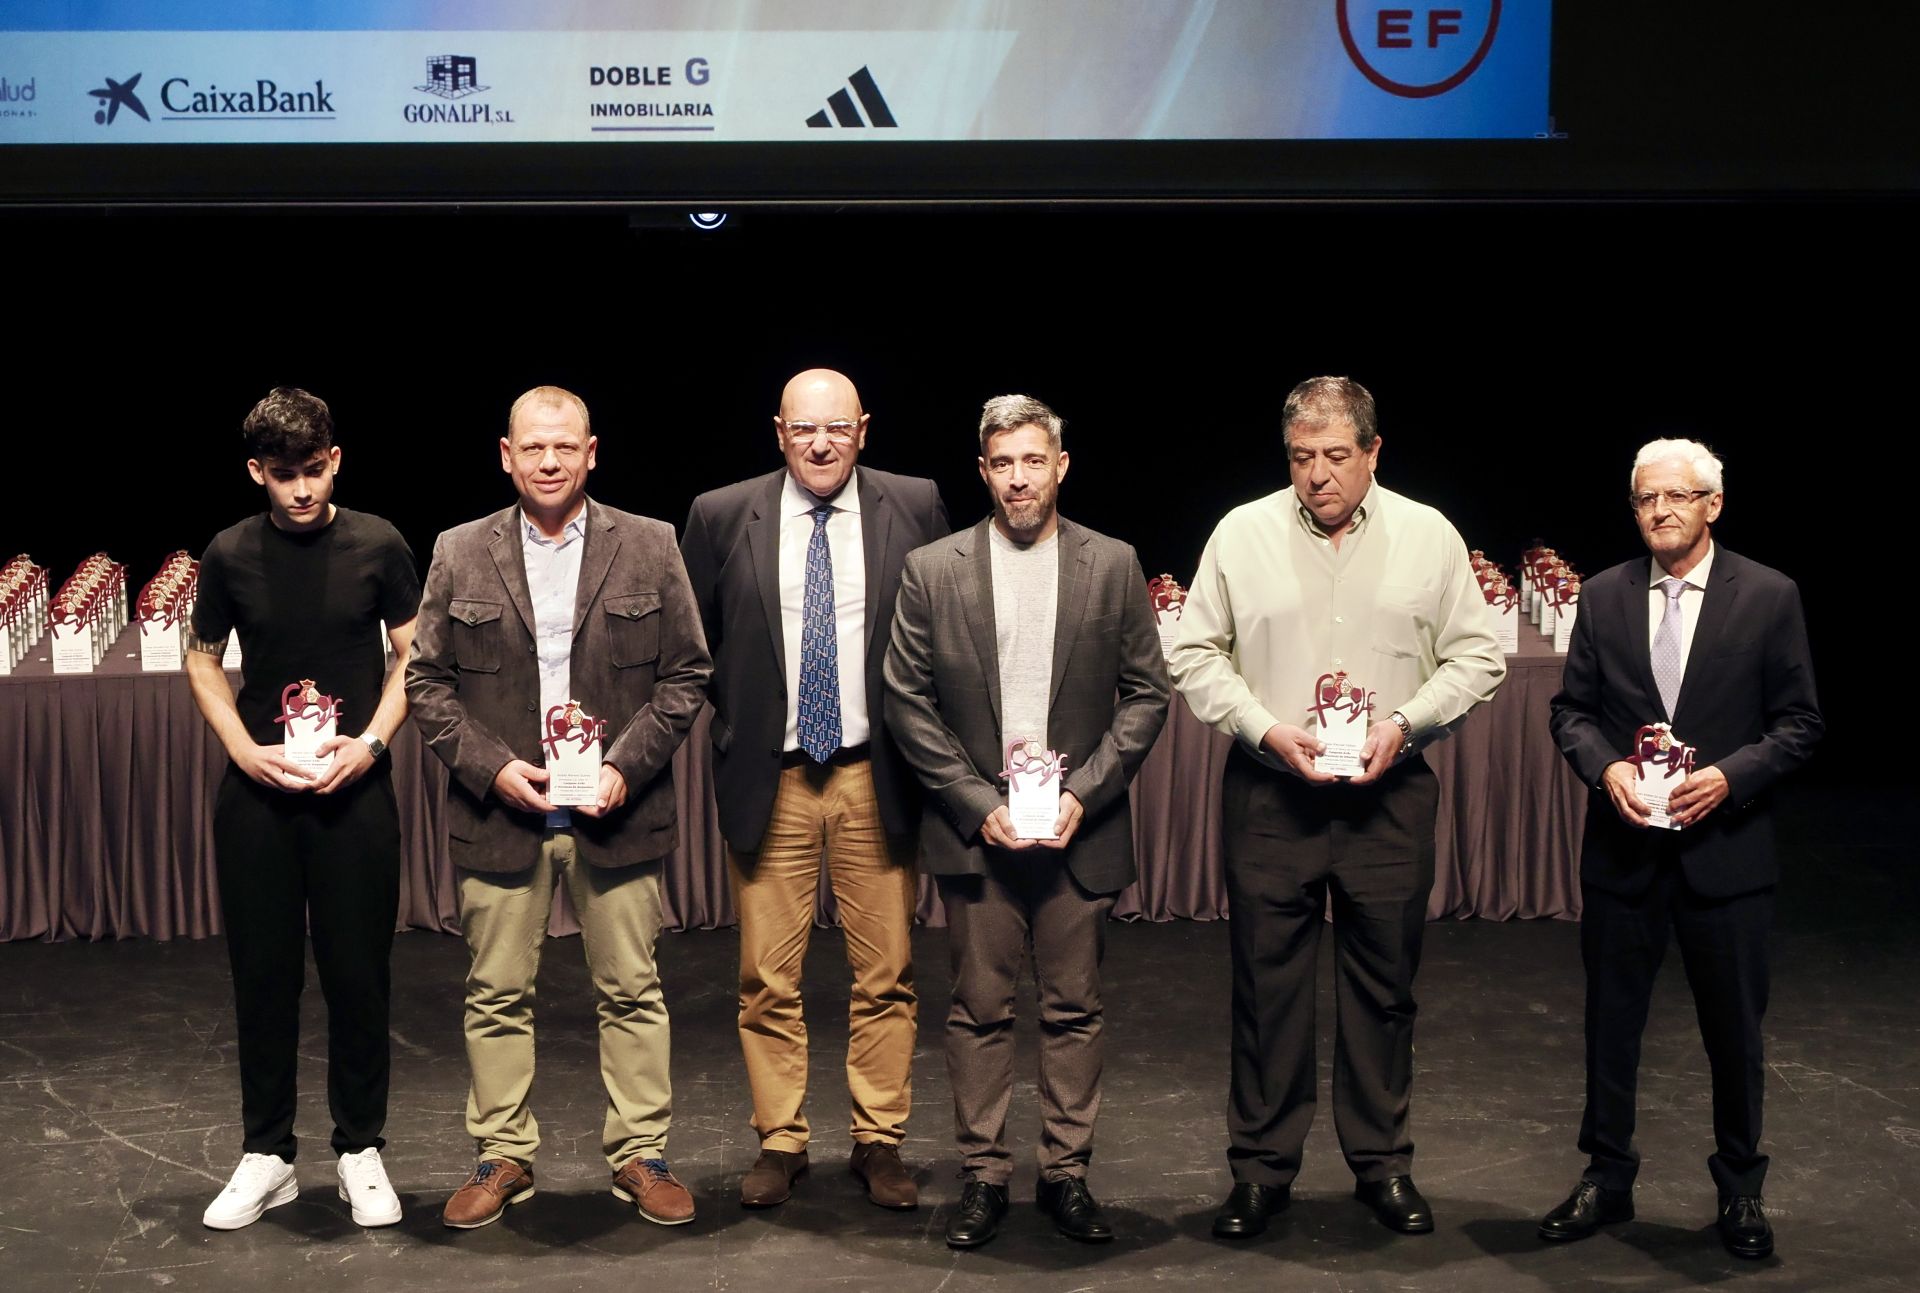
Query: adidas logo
805 66 895 128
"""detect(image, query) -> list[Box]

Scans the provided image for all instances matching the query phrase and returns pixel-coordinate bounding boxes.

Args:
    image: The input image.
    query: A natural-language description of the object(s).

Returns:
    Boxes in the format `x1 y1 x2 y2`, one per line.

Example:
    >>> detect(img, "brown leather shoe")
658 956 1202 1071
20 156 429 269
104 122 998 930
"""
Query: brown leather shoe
612 1158 696 1226
443 1159 535 1229
849 1142 918 1210
739 1148 809 1207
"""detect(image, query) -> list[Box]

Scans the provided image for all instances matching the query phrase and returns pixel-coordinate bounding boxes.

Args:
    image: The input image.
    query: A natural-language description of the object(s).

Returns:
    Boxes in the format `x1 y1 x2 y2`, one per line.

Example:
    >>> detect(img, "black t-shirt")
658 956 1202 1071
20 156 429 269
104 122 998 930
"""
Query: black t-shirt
192 507 421 749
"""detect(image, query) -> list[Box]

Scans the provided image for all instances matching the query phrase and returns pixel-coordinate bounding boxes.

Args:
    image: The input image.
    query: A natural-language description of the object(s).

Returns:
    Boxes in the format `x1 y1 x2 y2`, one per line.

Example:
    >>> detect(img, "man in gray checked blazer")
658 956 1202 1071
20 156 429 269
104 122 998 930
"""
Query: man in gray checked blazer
884 394 1169 1249
407 386 711 1232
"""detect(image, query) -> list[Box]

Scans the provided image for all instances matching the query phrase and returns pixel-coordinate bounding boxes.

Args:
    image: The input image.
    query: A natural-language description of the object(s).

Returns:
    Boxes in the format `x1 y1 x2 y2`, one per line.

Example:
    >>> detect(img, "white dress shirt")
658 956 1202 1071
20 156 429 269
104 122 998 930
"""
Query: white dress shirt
779 471 869 753
523 504 588 825
1647 542 1715 675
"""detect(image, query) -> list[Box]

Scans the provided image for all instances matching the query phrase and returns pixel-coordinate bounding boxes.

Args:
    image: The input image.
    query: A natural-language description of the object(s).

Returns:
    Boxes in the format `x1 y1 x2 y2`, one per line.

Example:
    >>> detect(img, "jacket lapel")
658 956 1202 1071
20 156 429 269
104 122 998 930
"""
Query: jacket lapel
955 520 1001 727
858 467 892 668
1618 559 1666 720
1048 519 1093 710
486 506 537 640
1673 547 1738 725
746 471 787 683
571 499 617 635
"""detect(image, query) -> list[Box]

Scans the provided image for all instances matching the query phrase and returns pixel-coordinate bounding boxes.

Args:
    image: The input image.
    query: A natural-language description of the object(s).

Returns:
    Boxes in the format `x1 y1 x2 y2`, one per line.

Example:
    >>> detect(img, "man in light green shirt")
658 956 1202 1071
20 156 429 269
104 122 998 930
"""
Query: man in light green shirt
1170 376 1504 1241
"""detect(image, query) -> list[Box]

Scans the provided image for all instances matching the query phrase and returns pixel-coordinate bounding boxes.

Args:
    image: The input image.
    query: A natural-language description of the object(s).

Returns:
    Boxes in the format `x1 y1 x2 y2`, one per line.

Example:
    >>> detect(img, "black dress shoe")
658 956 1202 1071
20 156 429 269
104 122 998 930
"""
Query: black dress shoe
946 1179 1009 1249
1037 1176 1114 1243
1717 1195 1773 1259
1354 1175 1435 1234
1538 1180 1634 1242
1211 1182 1291 1238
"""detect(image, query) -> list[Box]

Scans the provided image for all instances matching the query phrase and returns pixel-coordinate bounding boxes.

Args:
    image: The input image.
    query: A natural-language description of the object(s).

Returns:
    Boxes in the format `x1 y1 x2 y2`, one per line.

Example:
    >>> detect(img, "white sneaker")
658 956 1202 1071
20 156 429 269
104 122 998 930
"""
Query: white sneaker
336 1147 403 1227
203 1152 298 1230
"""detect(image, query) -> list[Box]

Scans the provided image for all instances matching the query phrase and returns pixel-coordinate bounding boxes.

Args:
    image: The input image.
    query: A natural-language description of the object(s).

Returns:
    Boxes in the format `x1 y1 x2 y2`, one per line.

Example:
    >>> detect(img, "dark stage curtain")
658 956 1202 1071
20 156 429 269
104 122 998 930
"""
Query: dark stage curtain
0 631 1582 941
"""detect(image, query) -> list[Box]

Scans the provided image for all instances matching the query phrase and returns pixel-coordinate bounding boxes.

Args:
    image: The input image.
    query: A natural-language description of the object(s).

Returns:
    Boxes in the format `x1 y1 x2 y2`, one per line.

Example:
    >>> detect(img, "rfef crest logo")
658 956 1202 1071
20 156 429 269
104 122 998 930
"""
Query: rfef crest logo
1336 0 1501 99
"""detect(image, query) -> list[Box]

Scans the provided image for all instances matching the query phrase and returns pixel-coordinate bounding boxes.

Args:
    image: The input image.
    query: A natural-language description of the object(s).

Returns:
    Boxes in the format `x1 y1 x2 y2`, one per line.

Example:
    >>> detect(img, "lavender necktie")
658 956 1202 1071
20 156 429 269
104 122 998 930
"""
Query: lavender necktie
1651 576 1686 717
797 504 842 763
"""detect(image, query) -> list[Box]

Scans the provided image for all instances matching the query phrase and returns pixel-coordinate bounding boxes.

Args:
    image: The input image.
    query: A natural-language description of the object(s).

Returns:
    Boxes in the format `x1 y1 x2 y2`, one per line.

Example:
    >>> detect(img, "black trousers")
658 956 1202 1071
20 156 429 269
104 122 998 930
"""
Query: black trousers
1579 858 1773 1198
1221 748 1438 1187
212 769 400 1162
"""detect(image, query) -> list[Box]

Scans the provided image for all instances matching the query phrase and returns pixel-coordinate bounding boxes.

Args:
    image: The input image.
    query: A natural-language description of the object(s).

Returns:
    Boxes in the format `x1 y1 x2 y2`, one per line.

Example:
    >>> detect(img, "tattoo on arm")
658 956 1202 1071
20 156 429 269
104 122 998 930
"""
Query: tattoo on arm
184 630 226 656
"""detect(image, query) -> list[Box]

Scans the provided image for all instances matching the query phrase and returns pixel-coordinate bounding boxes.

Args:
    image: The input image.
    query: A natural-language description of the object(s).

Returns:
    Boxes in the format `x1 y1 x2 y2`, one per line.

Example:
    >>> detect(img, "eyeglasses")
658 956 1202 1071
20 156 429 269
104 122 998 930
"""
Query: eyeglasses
780 419 860 444
1629 488 1714 512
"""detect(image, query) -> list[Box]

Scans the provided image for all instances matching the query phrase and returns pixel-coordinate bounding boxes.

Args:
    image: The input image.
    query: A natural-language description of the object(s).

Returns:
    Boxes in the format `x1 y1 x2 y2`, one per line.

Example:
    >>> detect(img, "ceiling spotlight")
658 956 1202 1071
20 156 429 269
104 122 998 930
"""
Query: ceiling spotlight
689 211 728 231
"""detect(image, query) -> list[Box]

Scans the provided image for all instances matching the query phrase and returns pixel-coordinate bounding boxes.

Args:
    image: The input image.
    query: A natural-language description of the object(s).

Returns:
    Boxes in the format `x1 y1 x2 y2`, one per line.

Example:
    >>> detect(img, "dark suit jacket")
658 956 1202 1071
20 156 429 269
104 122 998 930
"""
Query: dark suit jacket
405 499 712 873
1550 544 1822 898
680 465 950 854
883 517 1170 895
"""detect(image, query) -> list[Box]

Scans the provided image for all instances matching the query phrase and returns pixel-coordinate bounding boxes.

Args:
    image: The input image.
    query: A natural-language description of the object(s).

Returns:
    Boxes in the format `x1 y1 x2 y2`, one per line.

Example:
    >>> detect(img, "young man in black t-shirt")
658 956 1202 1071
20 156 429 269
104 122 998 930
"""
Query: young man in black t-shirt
184 387 421 1230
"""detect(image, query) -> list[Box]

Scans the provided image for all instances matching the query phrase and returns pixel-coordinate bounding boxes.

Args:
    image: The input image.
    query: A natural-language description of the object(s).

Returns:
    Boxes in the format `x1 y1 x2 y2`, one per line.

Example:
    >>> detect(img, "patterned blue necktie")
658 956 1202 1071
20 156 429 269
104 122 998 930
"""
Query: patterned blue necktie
797 504 842 763
1651 576 1686 717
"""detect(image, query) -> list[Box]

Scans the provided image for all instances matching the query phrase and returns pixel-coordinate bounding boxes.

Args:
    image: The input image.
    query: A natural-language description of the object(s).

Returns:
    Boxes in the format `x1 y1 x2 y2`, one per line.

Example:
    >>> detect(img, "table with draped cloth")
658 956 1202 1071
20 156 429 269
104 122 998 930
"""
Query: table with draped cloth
0 627 1583 941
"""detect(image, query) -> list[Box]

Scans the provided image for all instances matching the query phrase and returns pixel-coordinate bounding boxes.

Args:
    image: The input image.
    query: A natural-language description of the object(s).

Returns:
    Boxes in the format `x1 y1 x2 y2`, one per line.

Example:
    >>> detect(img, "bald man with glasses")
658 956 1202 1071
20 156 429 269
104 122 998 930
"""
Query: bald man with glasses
681 369 949 1211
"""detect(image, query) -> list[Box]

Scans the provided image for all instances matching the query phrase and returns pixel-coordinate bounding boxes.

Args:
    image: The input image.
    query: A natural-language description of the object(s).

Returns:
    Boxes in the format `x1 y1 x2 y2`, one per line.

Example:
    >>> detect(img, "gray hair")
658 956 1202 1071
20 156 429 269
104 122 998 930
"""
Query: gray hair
1631 438 1723 495
1281 376 1378 449
978 394 1063 455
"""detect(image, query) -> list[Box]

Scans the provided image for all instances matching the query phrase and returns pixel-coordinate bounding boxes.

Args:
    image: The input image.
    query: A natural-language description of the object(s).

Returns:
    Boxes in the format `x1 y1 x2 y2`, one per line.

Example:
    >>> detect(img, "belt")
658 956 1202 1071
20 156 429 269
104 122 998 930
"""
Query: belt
781 742 872 769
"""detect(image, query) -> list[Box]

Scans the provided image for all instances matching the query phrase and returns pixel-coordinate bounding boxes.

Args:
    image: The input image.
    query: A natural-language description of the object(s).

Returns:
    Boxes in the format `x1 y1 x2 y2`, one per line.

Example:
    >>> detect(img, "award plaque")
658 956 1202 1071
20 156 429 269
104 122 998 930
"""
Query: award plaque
275 678 340 778
222 630 243 671
1628 722 1695 831
1309 669 1375 777
1001 736 1067 840
137 552 197 673
50 608 94 674
1552 576 1581 653
1147 573 1187 662
543 699 609 808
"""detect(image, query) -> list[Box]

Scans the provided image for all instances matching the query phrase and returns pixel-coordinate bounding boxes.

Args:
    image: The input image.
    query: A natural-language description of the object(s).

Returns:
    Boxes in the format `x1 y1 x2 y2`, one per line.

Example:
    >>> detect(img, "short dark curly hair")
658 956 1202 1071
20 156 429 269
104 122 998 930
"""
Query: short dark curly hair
243 387 334 462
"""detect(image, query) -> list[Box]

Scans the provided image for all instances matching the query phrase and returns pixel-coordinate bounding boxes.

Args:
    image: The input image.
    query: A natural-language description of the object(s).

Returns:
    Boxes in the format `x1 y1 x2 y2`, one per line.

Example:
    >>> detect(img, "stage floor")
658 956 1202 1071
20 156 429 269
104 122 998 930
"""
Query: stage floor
4 786 1913 1292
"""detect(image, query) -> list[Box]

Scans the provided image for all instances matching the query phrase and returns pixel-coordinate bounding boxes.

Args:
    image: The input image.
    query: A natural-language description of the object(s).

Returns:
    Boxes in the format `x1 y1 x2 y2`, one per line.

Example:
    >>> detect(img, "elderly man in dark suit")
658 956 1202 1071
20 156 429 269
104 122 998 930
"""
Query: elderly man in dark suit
885 394 1169 1248
1541 438 1821 1260
680 368 949 1211
407 386 711 1231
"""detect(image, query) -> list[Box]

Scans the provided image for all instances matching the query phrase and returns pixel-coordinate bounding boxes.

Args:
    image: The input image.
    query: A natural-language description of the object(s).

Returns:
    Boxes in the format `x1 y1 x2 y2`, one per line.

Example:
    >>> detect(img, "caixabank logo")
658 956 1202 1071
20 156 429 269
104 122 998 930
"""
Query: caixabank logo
405 55 515 125
1336 0 1502 98
88 69 336 125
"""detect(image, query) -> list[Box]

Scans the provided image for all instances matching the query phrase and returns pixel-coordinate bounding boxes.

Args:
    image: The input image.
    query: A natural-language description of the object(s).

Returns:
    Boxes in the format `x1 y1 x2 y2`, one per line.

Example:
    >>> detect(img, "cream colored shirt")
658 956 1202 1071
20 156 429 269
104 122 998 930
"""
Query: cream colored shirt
1169 480 1505 770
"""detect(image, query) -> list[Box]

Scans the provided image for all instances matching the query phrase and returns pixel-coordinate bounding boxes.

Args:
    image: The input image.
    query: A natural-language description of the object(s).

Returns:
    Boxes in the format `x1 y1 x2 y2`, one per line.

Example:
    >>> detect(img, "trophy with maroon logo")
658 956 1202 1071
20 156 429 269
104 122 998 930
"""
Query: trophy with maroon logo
51 554 126 674
1628 721 1695 831
1000 736 1068 839
1147 573 1187 662
543 698 609 807
1551 572 1582 653
275 678 340 778
1 556 49 674
137 552 199 672
1309 669 1375 777
1481 564 1521 653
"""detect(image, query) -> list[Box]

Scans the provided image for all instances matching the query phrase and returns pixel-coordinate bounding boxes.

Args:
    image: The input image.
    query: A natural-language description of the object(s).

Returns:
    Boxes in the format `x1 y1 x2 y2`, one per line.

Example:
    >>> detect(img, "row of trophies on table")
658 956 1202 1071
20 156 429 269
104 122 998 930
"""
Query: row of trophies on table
1471 546 1583 654
0 552 244 676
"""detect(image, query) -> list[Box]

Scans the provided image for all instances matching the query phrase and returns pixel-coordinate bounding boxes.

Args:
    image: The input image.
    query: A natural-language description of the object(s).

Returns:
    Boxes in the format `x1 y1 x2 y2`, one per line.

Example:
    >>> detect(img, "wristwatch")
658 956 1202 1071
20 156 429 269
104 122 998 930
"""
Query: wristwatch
360 732 388 760
1388 711 1414 756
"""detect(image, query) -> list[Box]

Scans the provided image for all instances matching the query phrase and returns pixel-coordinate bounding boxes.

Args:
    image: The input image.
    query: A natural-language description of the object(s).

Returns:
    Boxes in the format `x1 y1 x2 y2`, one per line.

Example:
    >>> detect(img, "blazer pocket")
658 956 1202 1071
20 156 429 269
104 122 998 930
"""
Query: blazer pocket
604 592 661 667
448 598 505 673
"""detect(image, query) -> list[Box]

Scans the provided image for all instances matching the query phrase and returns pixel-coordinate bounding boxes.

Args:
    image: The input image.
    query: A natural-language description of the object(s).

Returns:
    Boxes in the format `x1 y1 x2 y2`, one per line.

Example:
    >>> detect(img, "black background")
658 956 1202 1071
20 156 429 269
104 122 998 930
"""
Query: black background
4 3 1911 773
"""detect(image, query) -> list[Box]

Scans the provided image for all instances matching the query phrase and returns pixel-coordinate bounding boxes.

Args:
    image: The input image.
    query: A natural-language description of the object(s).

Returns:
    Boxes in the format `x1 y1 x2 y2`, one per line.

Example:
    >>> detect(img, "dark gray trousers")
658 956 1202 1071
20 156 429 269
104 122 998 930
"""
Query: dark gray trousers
938 857 1117 1186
